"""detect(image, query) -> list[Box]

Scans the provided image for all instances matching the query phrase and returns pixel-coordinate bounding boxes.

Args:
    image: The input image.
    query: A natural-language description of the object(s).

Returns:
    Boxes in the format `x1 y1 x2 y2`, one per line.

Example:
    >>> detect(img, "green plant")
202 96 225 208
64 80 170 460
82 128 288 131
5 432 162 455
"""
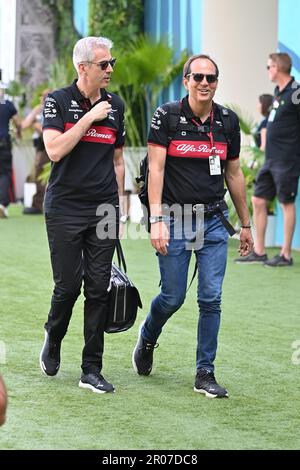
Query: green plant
5 79 27 112
111 36 188 146
47 57 76 90
88 0 143 50
43 0 80 59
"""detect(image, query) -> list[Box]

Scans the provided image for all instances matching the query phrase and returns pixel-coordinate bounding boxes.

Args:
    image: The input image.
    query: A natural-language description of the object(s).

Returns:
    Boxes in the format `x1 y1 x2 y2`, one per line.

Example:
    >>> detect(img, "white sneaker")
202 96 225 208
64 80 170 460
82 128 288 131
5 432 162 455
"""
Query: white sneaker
0 204 8 218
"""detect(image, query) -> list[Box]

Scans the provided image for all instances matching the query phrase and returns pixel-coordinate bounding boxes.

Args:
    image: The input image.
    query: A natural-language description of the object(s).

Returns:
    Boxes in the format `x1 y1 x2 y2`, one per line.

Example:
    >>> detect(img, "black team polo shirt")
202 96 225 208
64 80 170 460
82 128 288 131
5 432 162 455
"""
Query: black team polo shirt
42 80 125 215
266 78 300 173
148 96 240 206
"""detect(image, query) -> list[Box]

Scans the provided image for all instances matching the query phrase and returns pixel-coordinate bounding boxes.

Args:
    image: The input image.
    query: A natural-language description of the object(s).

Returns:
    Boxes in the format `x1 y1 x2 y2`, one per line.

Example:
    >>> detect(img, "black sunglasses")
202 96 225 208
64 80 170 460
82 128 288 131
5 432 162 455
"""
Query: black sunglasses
186 72 218 83
88 58 117 70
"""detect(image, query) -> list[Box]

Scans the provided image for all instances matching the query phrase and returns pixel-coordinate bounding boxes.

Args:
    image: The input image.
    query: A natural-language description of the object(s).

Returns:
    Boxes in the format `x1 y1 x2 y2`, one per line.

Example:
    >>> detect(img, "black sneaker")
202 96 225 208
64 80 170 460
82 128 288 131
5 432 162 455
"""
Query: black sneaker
132 327 158 376
194 369 228 398
234 251 268 264
264 254 293 267
79 372 115 394
39 330 61 376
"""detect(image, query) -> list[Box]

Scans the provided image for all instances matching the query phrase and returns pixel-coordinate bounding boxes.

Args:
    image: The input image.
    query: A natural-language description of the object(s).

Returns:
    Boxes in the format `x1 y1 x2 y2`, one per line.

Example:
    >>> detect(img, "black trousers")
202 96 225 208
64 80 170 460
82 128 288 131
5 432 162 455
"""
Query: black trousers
45 212 118 373
0 148 13 207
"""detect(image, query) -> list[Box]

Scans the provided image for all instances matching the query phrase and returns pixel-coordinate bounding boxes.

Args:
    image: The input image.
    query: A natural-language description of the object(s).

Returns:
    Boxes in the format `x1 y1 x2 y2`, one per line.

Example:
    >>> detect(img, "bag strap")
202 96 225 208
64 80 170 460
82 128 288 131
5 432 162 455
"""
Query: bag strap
216 104 232 145
165 100 182 138
186 258 198 292
115 239 127 273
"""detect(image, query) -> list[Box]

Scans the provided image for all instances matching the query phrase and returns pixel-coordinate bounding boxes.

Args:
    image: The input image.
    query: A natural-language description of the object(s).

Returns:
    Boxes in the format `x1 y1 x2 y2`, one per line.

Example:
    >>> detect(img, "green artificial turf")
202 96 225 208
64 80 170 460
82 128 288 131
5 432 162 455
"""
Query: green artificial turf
0 204 300 450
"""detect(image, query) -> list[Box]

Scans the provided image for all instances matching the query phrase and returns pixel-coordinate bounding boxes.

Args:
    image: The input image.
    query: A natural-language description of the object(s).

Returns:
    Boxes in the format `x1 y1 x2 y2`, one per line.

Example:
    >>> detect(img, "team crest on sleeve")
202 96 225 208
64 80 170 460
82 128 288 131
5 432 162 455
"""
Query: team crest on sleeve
44 96 58 118
151 108 165 130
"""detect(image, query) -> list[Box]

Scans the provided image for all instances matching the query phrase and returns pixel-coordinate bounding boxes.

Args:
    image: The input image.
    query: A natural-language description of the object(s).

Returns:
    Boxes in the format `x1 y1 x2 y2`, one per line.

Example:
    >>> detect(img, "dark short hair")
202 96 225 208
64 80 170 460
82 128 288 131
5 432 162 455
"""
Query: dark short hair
269 52 292 74
259 94 273 117
183 54 219 79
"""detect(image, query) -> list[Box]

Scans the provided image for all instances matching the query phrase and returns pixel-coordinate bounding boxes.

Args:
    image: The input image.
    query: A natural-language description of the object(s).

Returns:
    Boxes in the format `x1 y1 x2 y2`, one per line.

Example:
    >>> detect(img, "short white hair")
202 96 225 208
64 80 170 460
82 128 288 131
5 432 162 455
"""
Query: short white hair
73 36 113 71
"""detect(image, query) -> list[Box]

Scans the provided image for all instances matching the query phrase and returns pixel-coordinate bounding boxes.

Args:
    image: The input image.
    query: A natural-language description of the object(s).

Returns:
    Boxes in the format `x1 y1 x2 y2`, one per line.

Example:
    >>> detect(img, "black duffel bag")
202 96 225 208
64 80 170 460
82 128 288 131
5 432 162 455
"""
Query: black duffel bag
105 239 142 333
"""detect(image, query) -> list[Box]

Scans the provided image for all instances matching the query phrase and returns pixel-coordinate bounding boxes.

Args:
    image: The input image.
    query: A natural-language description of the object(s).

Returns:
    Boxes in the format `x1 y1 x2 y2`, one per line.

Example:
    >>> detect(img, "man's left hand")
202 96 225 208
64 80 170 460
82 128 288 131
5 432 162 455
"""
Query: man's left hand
238 227 254 256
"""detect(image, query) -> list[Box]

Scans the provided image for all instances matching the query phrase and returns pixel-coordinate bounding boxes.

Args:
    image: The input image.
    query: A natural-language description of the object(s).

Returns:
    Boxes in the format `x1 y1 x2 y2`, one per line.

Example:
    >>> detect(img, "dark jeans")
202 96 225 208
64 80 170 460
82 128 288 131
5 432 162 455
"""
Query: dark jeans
0 148 13 207
142 212 229 372
45 212 118 373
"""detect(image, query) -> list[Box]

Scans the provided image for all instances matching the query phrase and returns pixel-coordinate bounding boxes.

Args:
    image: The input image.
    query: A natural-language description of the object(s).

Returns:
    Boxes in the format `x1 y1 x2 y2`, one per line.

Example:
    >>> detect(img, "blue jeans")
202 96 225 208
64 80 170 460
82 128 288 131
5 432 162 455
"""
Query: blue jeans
142 212 229 372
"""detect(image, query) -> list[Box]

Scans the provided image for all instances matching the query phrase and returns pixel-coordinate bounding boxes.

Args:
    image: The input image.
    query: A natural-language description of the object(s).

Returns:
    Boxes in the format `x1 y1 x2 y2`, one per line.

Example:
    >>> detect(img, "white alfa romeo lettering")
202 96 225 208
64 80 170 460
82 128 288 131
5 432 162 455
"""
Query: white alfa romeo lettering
86 129 113 139
176 144 225 155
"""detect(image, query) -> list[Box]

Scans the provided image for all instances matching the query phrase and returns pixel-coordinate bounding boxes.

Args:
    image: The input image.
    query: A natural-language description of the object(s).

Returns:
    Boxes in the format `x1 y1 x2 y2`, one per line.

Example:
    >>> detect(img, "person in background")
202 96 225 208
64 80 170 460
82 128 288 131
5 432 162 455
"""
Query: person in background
254 94 273 151
39 36 125 394
21 89 52 214
0 78 22 218
236 53 300 267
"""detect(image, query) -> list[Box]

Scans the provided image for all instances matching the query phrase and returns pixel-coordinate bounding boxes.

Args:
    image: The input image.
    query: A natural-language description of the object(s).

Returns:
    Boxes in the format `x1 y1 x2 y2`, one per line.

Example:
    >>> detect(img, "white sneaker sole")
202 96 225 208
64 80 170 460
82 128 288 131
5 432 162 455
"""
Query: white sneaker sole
194 387 228 399
39 330 49 376
235 260 266 265
78 381 114 394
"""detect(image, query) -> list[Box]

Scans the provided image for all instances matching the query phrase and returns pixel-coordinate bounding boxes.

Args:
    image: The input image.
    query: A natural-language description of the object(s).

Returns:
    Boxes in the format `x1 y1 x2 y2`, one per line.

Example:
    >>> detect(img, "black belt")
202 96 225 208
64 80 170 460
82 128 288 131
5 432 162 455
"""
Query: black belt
161 200 236 236
192 200 236 236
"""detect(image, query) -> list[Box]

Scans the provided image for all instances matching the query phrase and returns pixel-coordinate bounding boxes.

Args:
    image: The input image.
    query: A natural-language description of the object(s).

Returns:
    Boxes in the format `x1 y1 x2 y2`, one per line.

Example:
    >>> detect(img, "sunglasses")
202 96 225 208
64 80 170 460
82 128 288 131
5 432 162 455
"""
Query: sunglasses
186 72 218 83
87 58 117 70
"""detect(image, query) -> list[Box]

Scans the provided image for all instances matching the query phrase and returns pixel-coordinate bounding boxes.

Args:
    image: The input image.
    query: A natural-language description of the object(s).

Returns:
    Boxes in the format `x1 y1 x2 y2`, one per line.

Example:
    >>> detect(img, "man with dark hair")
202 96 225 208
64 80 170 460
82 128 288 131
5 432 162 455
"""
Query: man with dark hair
132 54 253 398
40 36 125 393
236 52 300 266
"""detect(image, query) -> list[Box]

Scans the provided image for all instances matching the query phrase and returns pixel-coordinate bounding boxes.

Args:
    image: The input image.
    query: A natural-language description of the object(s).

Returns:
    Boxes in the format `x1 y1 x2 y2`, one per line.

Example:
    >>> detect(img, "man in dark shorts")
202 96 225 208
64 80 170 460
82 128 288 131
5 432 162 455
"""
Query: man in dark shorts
236 53 300 267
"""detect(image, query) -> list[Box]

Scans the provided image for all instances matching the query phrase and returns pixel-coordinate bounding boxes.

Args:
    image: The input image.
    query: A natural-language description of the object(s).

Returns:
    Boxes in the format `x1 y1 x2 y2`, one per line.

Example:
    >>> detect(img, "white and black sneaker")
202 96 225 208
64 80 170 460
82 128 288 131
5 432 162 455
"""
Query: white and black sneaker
79 372 115 394
194 368 228 398
39 330 61 376
234 251 268 264
132 325 158 376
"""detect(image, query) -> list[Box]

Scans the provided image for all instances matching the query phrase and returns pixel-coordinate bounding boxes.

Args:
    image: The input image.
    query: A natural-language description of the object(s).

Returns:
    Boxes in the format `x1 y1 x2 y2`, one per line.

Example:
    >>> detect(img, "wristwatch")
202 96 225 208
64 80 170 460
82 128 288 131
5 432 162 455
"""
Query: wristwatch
149 215 166 224
120 214 129 223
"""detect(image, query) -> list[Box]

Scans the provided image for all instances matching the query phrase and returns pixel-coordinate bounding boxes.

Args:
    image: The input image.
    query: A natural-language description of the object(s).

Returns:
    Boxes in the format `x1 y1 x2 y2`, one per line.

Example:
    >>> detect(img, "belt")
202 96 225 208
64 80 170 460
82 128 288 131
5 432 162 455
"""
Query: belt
192 200 236 236
161 200 236 236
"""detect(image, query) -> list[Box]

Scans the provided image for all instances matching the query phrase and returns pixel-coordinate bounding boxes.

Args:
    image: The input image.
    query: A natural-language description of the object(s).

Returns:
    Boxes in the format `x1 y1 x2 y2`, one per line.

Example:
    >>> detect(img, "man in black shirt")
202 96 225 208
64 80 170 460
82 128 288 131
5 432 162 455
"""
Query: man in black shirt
40 36 125 393
238 53 300 267
132 54 253 398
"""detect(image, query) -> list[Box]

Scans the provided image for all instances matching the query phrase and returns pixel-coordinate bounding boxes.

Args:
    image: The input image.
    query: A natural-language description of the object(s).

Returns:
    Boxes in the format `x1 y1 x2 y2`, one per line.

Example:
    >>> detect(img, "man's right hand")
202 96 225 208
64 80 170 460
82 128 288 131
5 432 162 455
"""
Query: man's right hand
150 221 170 256
88 101 112 122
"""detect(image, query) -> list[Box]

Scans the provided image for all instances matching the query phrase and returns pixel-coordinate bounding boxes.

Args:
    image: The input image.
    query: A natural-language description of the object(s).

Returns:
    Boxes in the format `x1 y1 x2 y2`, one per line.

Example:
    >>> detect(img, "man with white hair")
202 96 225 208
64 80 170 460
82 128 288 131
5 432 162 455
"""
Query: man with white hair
39 37 125 393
